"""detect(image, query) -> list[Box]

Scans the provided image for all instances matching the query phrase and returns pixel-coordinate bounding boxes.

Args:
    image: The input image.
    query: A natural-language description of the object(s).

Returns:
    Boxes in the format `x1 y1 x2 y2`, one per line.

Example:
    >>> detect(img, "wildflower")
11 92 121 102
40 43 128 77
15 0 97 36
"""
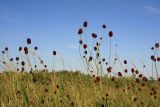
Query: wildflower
83 44 87 49
141 83 145 87
27 38 31 44
10 58 13 62
21 67 24 72
5 47 8 51
96 42 100 46
106 93 109 97
118 72 122 77
71 102 74 106
124 60 127 64
155 43 159 48
45 89 48 92
102 24 106 29
96 53 100 58
107 66 112 73
60 100 63 103
88 56 93 62
16 57 19 61
84 50 87 54
138 74 143 78
92 33 97 38
124 69 128 73
54 91 57 94
133 97 137 102
19 47 22 51
83 21 88 27
102 58 105 62
111 76 115 81
151 47 154 50
53 51 56 55
66 95 69 98
142 76 148 82
94 46 97 51
21 61 25 66
56 85 59 89
2 50 5 54
151 55 155 61
109 31 113 37
136 78 140 83
24 47 28 54
34 46 38 50
41 100 45 104
131 68 134 73
96 76 100 82
135 70 139 74
79 40 83 44
78 28 83 35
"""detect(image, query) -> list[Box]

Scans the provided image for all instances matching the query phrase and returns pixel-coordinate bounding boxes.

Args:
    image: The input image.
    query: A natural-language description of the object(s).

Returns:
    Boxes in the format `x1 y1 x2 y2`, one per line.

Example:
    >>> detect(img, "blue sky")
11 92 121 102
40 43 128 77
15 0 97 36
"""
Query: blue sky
0 0 160 75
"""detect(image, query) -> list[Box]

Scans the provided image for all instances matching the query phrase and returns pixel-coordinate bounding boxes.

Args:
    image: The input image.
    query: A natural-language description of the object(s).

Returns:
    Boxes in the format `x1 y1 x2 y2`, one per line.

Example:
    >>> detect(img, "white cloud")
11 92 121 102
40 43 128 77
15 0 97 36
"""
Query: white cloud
144 5 160 14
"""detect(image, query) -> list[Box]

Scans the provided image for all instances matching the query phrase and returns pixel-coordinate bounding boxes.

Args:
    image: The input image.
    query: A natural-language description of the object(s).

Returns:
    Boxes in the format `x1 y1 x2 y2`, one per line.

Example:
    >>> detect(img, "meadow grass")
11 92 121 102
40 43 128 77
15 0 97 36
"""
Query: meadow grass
0 71 160 107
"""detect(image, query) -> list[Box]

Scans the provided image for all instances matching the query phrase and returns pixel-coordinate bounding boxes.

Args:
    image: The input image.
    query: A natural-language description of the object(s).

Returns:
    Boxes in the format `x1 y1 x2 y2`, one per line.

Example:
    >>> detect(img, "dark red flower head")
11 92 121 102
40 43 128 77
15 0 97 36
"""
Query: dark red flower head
78 28 83 35
16 57 19 61
124 69 128 73
83 44 87 49
24 47 28 54
107 66 112 73
155 43 159 48
34 46 38 50
124 60 127 64
96 76 100 82
109 31 113 37
2 51 5 54
21 61 25 66
19 47 22 51
102 24 106 29
118 72 122 77
92 33 97 38
138 74 143 78
131 68 134 73
83 21 88 27
5 47 8 51
53 51 56 56
94 46 97 51
79 40 83 44
27 38 31 44
135 70 139 74
151 47 154 50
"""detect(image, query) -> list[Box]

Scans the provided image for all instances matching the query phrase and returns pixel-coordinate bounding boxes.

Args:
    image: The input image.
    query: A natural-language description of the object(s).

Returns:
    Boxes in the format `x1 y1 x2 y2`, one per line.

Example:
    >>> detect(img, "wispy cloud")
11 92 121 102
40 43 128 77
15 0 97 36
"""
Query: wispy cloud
144 5 160 14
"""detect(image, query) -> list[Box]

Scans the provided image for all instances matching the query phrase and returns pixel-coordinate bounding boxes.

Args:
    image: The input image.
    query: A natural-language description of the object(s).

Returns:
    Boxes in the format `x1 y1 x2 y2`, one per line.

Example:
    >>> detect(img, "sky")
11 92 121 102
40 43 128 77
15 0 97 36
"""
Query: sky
0 0 160 75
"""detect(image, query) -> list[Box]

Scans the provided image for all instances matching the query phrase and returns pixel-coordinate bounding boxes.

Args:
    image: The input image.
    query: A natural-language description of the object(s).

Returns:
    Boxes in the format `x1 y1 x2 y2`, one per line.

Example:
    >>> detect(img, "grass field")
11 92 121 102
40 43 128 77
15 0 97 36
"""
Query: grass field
0 71 160 107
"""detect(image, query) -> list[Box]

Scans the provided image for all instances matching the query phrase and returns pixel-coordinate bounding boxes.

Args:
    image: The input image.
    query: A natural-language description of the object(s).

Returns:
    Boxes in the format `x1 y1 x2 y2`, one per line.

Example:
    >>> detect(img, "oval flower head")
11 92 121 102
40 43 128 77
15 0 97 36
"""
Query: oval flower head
78 28 83 35
83 44 87 49
27 38 31 44
83 21 88 28
109 31 113 37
